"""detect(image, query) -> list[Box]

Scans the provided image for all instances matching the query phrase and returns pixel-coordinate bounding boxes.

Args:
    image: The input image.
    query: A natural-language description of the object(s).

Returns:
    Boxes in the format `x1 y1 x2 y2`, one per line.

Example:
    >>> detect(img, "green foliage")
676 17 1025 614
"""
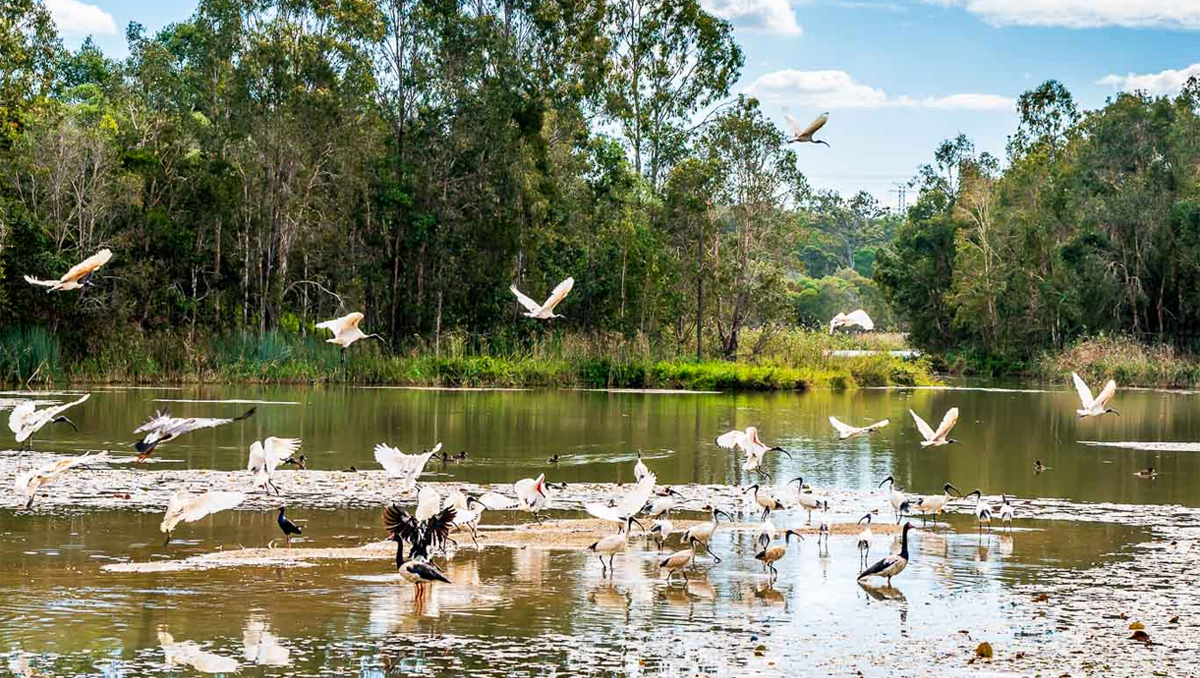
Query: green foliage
0 326 61 384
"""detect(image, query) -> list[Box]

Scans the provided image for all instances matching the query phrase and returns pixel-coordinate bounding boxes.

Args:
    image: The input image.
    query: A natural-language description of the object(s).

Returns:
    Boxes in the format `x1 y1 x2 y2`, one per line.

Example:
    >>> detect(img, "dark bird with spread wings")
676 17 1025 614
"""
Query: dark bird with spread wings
383 502 455 599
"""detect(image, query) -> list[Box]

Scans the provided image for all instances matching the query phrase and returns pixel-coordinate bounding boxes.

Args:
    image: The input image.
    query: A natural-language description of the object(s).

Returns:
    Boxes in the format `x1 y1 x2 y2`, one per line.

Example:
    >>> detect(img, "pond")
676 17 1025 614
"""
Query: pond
1 384 1197 676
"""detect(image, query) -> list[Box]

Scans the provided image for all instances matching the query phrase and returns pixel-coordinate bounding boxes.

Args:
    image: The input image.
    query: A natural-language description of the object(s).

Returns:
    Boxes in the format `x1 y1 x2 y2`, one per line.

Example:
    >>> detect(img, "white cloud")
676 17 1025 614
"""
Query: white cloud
745 69 889 108
1098 63 1200 95
45 0 117 37
745 69 1012 111
703 0 803 36
929 0 1200 30
913 93 1014 110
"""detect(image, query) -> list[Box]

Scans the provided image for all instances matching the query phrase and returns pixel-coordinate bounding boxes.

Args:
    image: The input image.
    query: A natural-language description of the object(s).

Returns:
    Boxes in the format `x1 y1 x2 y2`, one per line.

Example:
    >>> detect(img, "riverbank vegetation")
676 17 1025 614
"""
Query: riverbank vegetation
2 2 1197 389
0 325 932 389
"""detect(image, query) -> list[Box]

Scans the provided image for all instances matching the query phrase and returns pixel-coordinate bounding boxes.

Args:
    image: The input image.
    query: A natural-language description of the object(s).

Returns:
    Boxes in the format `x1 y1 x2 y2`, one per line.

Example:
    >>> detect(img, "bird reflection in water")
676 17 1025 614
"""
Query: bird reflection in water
753 584 788 610
242 617 291 667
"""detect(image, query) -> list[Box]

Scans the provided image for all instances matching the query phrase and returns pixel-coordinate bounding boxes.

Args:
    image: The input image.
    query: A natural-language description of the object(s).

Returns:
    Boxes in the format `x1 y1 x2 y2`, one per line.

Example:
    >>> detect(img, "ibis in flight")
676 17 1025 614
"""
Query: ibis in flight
160 490 247 545
134 407 257 461
1071 372 1119 418
248 437 302 496
829 415 889 439
9 393 89 450
785 111 831 147
24 248 112 292
717 426 792 481
510 277 574 319
374 442 439 492
910 407 959 447
828 309 873 334
14 451 108 509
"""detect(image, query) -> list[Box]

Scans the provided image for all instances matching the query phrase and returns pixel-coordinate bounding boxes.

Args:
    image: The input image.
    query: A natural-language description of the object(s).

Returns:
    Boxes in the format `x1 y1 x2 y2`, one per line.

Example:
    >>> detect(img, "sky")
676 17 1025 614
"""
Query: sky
43 0 1200 205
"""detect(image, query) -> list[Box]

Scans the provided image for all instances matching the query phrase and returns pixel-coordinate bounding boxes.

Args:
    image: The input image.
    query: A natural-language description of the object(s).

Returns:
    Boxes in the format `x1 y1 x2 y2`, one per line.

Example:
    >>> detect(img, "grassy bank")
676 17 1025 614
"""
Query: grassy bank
0 326 936 390
1033 335 1200 389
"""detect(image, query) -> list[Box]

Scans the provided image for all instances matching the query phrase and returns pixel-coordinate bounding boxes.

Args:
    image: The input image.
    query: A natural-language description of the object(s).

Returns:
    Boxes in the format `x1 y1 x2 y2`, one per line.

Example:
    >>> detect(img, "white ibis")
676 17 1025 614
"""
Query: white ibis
480 473 556 519
415 484 441 522
910 407 959 447
24 248 112 292
744 484 787 520
755 529 802 582
134 407 257 461
445 490 487 548
645 487 686 519
856 514 873 568
160 490 246 545
634 450 650 481
913 483 961 523
829 415 889 439
756 515 777 553
586 471 657 527
248 437 301 495
965 489 992 532
858 522 915 586
787 477 828 524
588 516 643 576
14 451 108 509
998 495 1014 530
717 426 791 481
878 476 908 523
1072 372 1119 418
315 312 386 368
828 309 873 334
659 538 698 582
510 277 574 319
649 518 674 551
8 393 89 450
682 505 732 563
785 111 830 147
374 442 439 492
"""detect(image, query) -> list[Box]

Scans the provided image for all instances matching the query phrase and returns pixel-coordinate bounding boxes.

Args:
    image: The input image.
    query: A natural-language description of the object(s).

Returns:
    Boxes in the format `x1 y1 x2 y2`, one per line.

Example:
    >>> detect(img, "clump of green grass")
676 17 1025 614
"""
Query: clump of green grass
0 326 62 384
1036 335 1200 388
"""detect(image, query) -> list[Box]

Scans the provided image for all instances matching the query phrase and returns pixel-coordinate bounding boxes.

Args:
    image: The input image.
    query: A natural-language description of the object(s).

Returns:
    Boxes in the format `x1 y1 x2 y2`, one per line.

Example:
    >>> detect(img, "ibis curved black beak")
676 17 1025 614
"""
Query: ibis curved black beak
629 517 646 533
785 529 804 543
947 484 962 496
1109 409 1121 416
53 416 78 432
878 476 894 489
858 514 871 525
670 489 685 499
714 508 733 522
771 446 793 459
788 476 804 487
743 484 758 494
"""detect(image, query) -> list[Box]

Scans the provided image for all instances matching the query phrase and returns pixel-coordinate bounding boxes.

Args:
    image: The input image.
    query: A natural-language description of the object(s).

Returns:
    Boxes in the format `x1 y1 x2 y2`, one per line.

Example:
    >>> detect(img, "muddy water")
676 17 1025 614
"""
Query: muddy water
2 384 1199 676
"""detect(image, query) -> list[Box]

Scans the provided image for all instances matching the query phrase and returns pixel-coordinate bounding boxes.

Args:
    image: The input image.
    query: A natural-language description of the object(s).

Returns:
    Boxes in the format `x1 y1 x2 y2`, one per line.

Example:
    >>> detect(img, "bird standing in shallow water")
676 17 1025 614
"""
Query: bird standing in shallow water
384 503 454 601
660 538 698 582
588 516 643 576
682 505 731 563
856 514 873 569
859 522 916 586
276 507 302 547
755 529 802 582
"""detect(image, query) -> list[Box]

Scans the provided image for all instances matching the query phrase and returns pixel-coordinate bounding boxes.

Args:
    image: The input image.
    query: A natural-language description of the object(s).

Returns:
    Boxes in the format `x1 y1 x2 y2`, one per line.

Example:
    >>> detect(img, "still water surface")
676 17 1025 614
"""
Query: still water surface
1 384 1193 675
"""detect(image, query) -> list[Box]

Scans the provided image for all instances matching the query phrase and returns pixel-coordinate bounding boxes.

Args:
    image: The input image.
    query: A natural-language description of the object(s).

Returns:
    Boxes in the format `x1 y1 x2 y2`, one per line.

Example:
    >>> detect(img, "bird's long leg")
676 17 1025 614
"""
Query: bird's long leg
470 527 480 549
769 564 778 581
608 555 615 574
702 541 722 564
597 555 606 573
163 532 172 547
682 569 689 582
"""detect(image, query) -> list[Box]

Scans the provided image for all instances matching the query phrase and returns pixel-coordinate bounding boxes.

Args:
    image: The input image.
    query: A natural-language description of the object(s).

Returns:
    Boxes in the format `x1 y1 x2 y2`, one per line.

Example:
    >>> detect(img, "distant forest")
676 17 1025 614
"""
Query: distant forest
2 0 1199 372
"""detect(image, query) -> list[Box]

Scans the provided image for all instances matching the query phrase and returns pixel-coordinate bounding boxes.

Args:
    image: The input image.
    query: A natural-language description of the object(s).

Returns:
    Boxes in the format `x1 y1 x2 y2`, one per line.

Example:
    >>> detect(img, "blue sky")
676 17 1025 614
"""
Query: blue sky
46 0 1200 204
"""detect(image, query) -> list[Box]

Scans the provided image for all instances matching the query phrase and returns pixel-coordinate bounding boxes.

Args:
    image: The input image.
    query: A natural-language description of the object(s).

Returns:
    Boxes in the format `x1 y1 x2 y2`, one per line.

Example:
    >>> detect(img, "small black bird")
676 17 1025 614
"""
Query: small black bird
454 451 468 461
277 507 302 547
344 466 358 472
282 454 307 470
547 454 561 464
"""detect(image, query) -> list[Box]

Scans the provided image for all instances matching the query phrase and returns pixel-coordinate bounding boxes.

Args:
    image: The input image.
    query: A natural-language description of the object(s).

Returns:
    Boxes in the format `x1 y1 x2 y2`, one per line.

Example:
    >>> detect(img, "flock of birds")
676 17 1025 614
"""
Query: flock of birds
6 367 1133 599
10 231 1146 600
